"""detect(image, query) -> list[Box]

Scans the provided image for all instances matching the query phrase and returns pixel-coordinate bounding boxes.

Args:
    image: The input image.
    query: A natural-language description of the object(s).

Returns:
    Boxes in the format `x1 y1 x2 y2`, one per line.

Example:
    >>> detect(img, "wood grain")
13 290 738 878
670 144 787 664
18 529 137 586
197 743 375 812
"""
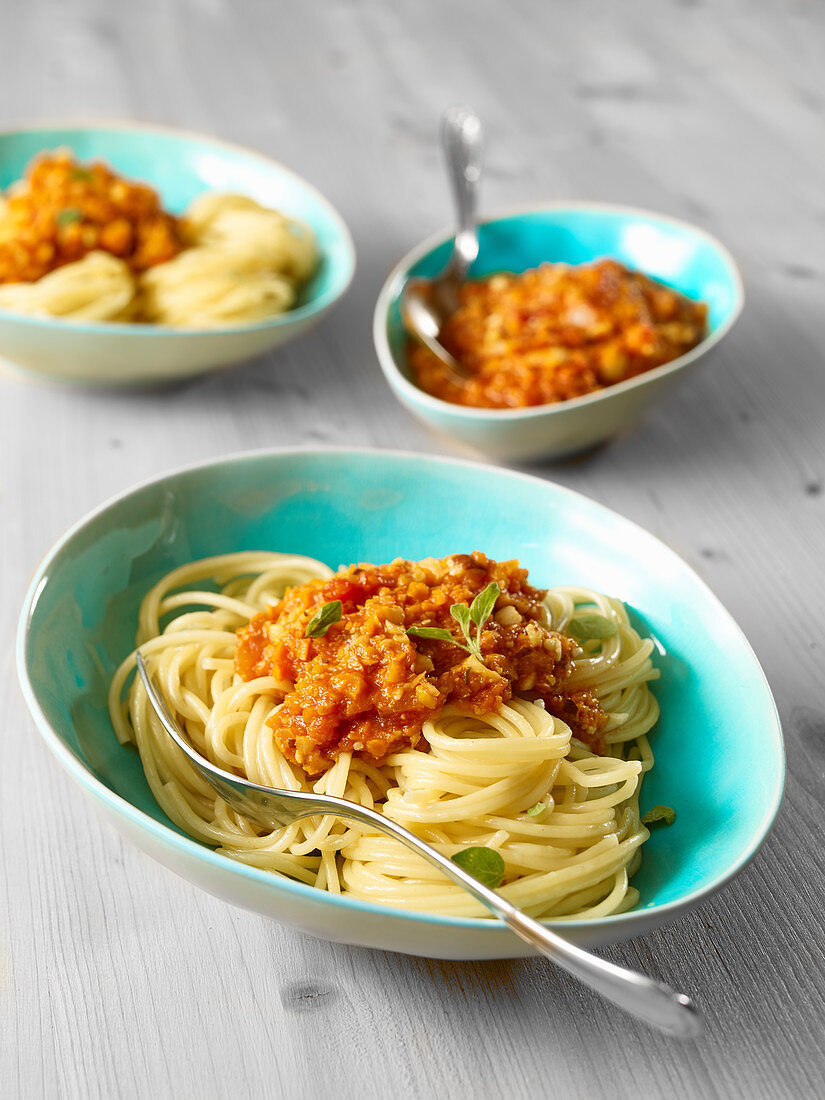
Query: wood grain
1 1 823 1097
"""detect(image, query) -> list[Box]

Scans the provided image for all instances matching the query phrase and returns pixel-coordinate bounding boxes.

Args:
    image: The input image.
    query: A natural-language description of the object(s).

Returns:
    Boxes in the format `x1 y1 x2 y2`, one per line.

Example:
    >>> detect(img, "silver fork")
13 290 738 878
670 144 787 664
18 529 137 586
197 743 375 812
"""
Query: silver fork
135 651 702 1038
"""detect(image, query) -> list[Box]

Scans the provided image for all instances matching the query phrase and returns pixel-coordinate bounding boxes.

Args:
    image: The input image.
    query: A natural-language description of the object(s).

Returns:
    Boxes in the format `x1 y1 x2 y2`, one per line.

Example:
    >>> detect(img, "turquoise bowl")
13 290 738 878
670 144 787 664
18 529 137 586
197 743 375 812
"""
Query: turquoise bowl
0 123 355 385
374 204 743 461
18 448 783 958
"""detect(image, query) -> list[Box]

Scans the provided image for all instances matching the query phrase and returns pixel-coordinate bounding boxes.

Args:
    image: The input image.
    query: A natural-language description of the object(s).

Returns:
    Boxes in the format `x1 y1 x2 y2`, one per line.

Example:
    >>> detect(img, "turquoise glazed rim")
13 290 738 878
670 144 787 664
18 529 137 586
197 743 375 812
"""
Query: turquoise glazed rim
374 201 744 420
0 121 355 335
18 448 783 944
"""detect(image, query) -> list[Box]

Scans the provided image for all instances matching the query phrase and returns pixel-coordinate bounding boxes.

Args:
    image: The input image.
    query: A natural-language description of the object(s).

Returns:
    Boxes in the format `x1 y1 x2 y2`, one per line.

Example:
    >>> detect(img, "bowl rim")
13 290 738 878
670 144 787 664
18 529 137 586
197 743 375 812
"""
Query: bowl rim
373 200 745 420
17 444 784 936
0 118 356 336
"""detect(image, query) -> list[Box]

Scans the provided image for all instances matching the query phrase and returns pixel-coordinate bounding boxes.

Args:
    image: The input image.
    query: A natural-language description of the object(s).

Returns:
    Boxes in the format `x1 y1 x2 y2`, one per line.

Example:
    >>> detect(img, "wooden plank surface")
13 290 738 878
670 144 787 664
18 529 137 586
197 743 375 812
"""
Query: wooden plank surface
1 1 823 1097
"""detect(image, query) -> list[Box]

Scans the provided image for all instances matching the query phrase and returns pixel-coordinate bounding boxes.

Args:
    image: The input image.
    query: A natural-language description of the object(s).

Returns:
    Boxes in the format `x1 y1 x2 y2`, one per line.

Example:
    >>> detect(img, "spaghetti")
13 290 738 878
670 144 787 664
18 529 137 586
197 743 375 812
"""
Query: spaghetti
108 551 660 920
0 251 135 322
0 151 318 327
138 194 317 326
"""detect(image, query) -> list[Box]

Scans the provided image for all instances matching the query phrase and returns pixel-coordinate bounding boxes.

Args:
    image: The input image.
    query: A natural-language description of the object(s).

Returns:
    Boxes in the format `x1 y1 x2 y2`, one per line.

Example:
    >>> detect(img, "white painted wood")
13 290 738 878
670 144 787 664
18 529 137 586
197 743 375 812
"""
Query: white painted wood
1 1 823 1097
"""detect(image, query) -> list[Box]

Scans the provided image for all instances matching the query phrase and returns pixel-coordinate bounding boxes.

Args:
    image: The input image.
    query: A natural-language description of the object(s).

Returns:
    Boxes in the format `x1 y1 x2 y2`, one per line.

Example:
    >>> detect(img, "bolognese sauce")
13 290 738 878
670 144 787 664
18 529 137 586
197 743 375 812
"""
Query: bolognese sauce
236 552 605 775
409 259 707 408
0 151 183 283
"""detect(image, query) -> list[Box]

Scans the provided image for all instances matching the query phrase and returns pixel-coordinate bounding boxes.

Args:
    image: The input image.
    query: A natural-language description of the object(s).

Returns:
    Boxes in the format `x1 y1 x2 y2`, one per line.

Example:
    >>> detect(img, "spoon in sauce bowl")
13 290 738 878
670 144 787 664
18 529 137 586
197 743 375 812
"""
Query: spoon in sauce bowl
401 105 484 382
136 650 702 1039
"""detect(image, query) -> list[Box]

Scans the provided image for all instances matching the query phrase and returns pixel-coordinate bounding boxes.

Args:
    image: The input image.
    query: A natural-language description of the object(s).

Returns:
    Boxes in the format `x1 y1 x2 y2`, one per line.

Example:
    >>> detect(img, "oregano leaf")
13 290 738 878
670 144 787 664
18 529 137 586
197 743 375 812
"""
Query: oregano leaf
305 600 342 638
450 846 505 889
469 582 500 629
56 208 83 227
642 805 676 829
450 603 471 633
568 614 618 642
406 625 460 645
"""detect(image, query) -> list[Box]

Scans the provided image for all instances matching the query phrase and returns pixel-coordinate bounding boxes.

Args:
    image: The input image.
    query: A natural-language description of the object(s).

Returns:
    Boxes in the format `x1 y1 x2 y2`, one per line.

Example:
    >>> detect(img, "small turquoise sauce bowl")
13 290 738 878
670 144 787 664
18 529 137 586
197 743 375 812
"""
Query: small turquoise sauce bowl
0 123 355 385
18 448 783 959
374 204 743 461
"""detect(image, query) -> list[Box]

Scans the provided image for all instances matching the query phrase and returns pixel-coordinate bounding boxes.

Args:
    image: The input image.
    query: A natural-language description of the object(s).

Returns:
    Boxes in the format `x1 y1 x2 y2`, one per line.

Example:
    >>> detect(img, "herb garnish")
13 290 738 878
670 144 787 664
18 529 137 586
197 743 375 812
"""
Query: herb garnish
642 805 676 829
406 582 500 664
405 625 456 644
450 846 505 889
568 614 618 642
526 801 545 817
56 208 84 227
71 168 93 181
304 600 342 638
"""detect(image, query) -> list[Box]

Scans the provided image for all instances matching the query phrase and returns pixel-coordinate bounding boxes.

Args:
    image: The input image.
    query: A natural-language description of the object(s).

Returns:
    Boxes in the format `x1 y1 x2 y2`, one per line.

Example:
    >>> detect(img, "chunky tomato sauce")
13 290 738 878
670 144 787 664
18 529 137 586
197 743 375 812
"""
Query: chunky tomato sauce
409 259 708 408
235 553 605 775
0 152 183 283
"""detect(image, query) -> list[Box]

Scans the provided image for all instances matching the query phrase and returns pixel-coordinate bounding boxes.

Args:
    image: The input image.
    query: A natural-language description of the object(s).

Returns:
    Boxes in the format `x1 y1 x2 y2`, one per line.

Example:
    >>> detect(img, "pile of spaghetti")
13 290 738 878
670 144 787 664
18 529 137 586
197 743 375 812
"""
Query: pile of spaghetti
0 152 317 326
109 551 661 920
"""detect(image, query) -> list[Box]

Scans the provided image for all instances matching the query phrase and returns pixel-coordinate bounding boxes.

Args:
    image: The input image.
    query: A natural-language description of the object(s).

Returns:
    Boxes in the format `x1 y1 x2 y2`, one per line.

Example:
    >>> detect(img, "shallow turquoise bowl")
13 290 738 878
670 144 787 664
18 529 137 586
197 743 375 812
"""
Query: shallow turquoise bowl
0 123 355 385
374 204 743 461
18 448 782 958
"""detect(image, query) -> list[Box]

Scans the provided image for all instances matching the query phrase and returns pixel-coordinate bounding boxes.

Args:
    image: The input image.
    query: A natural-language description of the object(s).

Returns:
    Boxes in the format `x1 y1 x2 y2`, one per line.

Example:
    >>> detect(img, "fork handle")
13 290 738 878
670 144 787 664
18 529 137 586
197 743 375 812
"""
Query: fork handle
366 810 703 1039
494 899 701 1037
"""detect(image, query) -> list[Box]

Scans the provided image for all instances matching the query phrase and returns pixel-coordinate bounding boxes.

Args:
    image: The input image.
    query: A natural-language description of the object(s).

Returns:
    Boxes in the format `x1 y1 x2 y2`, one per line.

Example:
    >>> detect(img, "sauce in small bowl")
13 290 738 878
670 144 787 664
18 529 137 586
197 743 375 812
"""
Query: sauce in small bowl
374 203 743 462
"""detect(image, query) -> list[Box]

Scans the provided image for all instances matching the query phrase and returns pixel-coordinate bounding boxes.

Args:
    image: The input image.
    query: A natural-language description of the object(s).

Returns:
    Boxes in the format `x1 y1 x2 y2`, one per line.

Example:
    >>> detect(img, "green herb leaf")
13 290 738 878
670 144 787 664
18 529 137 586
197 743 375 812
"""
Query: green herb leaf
409 592 500 668
526 801 545 817
469 582 500 629
450 602 482 660
304 600 342 638
56 208 84 227
71 168 93 181
406 625 458 645
568 614 618 642
450 846 505 889
450 602 472 633
642 805 676 829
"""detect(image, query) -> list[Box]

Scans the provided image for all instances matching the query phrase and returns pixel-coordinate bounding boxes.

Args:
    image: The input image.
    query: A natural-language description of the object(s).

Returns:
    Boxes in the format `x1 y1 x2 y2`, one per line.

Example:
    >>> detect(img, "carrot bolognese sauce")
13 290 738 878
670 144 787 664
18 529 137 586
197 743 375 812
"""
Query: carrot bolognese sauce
409 259 708 408
235 552 606 776
0 150 183 283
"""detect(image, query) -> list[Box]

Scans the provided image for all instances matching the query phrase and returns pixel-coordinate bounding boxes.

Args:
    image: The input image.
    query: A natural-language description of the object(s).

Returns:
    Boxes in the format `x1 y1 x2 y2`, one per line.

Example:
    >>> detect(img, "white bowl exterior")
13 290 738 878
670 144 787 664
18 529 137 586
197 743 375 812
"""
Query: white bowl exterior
0 311 323 385
86 771 690 958
396 352 710 462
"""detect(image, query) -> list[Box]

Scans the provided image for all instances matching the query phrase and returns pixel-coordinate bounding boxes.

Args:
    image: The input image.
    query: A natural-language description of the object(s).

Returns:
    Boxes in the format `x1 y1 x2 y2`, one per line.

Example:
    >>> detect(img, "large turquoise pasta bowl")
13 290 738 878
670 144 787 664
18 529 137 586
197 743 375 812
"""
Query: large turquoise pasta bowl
374 204 743 461
18 449 783 958
0 123 355 385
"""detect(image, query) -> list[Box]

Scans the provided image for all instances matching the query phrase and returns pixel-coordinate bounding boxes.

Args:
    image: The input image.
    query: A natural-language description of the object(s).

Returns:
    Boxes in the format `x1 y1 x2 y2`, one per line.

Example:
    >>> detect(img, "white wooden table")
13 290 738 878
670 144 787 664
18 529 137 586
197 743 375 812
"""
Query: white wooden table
2 2 823 1097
